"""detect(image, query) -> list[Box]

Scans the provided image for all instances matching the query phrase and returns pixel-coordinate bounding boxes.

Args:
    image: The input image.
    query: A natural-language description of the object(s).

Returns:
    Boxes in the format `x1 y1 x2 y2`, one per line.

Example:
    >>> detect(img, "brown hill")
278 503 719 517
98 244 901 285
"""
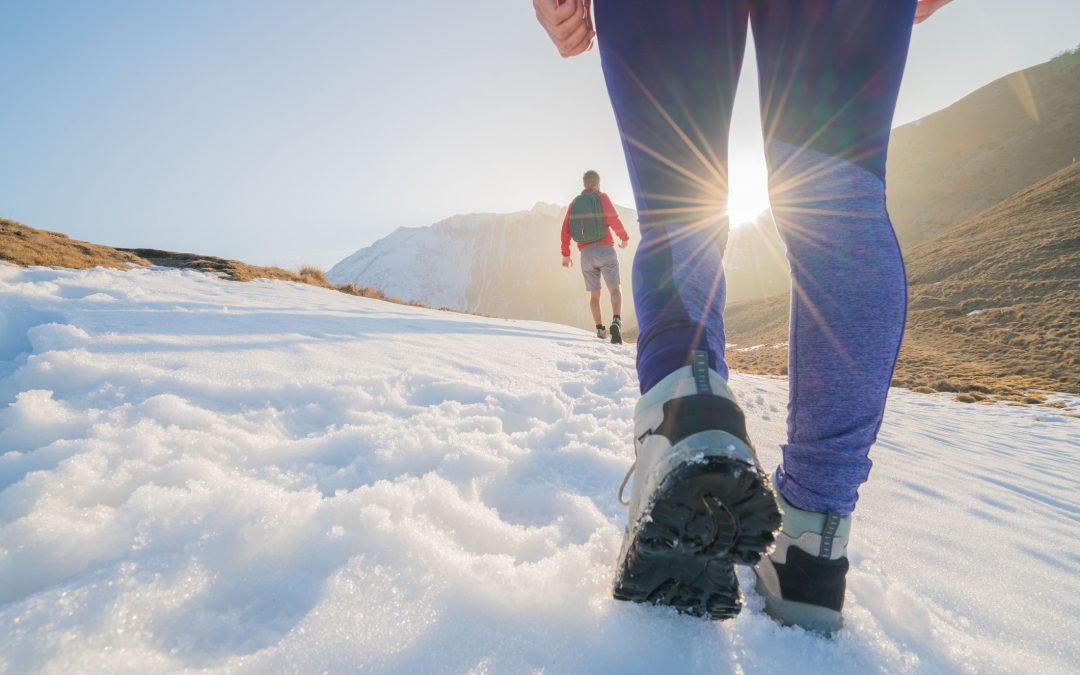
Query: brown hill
0 217 402 303
724 49 1080 305
886 48 1080 247
1 219 149 270
726 161 1080 402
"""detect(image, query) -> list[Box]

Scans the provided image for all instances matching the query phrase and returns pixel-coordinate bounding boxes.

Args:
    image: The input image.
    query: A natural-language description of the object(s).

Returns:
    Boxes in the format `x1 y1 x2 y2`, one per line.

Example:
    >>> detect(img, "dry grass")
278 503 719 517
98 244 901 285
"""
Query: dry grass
886 48 1080 247
298 265 328 285
721 50 1080 308
1 218 411 307
1 219 149 270
725 162 1080 403
117 248 337 286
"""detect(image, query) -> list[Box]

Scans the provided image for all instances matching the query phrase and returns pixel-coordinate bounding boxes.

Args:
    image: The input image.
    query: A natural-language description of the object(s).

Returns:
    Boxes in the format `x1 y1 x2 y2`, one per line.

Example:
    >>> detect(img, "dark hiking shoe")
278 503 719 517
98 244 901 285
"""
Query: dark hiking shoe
597 324 608 339
613 351 781 619
610 317 623 344
754 490 851 634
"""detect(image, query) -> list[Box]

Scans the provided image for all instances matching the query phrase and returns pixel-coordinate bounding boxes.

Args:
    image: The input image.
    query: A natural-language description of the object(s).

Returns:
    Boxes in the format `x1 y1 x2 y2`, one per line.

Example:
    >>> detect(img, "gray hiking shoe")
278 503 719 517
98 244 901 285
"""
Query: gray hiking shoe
596 324 607 339
610 317 623 344
613 351 782 619
753 490 851 634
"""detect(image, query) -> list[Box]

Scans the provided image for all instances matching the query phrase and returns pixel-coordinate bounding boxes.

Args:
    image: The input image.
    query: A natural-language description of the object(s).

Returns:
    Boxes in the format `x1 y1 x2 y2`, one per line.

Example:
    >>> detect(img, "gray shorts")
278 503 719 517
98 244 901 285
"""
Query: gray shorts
580 244 620 292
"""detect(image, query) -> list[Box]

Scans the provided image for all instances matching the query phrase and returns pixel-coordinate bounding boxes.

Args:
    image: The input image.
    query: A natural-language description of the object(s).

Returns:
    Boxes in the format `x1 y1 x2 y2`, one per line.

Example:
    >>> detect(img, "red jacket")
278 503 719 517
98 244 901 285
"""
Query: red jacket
561 189 630 257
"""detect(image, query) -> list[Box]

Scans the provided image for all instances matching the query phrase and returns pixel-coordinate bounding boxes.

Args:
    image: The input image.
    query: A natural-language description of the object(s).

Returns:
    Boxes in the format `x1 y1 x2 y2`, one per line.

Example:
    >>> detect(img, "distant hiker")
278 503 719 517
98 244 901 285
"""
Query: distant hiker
561 170 630 343
537 0 956 632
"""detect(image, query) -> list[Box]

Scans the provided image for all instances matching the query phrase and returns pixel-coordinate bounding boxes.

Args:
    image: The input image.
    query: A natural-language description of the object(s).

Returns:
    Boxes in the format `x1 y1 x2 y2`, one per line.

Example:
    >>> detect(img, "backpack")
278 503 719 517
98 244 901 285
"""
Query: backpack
568 193 607 244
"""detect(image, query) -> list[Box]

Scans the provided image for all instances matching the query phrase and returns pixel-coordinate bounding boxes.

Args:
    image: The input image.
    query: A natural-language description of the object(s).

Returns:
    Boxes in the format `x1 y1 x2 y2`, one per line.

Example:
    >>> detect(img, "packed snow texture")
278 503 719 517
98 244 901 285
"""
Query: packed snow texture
1 264 1078 674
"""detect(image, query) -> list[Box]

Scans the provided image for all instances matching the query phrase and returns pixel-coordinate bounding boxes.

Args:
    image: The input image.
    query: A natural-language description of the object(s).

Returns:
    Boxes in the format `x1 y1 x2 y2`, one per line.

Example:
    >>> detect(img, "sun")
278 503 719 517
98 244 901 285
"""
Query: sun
726 156 772 228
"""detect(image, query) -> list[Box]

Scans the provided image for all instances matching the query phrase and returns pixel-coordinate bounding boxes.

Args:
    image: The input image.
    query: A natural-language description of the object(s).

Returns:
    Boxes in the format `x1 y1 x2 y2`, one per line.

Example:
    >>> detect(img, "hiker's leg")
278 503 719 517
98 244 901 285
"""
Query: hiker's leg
595 0 751 393
589 290 603 326
597 247 624 318
581 249 604 326
608 284 623 318
751 0 915 514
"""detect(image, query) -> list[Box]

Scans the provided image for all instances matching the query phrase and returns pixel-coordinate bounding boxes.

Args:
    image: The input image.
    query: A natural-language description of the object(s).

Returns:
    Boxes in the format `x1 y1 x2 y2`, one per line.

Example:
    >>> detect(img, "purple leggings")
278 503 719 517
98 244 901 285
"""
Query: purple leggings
595 0 916 514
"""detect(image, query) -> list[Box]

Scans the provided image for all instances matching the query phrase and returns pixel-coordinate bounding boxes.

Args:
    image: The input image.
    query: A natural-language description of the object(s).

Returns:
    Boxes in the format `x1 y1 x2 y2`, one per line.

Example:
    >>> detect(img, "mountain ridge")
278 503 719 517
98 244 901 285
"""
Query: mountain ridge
886 47 1080 247
329 50 1080 322
727 161 1080 400
328 202 641 328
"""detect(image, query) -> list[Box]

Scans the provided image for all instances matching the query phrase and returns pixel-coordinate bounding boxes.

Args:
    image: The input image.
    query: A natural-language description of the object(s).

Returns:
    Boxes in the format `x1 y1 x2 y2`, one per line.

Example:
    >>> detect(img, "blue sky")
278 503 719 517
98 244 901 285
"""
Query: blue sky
1 1 1077 268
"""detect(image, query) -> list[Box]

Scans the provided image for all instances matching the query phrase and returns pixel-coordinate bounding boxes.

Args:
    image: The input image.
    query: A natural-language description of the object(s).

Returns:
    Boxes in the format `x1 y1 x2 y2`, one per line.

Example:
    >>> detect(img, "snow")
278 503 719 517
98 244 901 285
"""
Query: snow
323 202 640 330
327 222 476 310
326 206 564 311
1 263 1078 674
734 343 788 353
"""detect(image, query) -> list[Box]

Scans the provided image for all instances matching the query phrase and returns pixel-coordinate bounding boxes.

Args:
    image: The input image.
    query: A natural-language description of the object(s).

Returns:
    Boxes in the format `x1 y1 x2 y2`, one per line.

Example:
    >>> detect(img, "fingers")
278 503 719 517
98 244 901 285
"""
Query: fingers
914 0 931 24
534 0 578 25
914 2 932 24
557 17 594 58
914 0 953 24
534 0 594 58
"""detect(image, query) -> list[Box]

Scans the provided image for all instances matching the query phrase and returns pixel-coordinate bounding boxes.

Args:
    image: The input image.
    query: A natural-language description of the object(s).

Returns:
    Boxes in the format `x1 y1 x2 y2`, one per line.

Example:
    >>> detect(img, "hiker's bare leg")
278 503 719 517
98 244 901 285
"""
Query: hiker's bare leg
589 290 603 325
608 284 622 317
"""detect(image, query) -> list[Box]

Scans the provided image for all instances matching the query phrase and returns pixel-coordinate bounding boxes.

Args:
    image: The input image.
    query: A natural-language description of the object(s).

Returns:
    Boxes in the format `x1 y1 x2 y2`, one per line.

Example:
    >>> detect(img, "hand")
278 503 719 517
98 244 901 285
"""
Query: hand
914 0 955 24
562 256 574 268
534 0 595 58
619 239 629 249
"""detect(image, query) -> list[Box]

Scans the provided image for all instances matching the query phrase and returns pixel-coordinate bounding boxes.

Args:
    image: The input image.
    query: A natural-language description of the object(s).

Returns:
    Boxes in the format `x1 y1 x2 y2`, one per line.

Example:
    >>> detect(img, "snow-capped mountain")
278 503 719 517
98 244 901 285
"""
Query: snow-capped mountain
329 202 639 329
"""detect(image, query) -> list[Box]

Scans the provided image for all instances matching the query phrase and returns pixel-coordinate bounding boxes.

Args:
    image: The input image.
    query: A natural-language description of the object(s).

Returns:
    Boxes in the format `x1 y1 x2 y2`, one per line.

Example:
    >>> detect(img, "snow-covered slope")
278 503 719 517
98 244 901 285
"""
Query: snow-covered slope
1 263 1077 674
328 203 639 329
327 211 516 312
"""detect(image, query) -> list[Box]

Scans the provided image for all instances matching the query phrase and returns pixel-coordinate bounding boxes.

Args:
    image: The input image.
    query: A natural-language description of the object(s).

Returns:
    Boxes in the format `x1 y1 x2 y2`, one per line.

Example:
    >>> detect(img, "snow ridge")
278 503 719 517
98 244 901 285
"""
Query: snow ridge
0 263 1077 673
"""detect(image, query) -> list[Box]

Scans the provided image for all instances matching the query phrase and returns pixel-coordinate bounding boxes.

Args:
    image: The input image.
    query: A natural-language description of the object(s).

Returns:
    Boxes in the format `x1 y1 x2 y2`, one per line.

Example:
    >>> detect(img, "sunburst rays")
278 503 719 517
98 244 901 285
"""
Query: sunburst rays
616 48 892 375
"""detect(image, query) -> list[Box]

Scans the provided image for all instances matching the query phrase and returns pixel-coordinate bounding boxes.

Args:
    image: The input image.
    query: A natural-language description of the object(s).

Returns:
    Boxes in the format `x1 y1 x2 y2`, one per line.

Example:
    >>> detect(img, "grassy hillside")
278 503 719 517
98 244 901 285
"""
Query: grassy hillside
727 161 1080 401
886 48 1080 247
725 49 1080 305
1 219 149 270
0 217 404 304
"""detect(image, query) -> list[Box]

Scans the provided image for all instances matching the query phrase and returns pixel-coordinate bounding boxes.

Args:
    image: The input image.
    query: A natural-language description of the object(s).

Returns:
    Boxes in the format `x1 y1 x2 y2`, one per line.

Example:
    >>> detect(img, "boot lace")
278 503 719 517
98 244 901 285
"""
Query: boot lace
617 460 636 506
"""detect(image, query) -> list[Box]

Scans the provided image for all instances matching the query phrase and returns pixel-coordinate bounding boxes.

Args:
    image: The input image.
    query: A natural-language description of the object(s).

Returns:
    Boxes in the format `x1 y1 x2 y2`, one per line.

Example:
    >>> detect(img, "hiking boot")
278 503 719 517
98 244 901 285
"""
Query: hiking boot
610 317 623 344
753 490 851 634
596 324 608 339
613 351 781 619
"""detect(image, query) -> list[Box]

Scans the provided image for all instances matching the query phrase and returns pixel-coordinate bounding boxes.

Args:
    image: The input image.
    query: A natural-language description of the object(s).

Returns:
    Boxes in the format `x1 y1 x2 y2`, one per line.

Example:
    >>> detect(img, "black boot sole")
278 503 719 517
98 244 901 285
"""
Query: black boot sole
610 324 622 344
613 457 781 619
